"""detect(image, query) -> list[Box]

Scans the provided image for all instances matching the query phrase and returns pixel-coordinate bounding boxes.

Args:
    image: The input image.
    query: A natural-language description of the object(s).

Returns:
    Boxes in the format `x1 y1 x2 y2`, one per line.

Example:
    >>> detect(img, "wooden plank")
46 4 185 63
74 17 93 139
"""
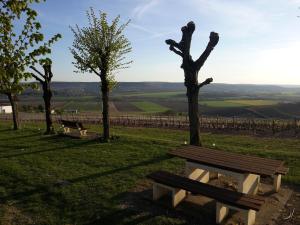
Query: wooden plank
172 145 283 167
147 171 264 211
180 148 279 172
171 150 275 176
169 146 287 176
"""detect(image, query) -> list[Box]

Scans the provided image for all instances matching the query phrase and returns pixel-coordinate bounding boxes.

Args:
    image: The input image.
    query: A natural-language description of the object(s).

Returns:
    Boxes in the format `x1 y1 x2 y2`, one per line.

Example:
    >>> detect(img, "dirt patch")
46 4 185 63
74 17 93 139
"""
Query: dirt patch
119 176 296 225
0 204 34 225
275 185 300 225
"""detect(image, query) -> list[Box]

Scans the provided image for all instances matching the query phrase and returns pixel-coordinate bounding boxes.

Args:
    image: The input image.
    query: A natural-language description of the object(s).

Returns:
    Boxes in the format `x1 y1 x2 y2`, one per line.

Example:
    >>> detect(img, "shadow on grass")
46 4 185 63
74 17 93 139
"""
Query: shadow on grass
0 132 40 141
1 155 172 203
0 128 13 133
95 188 217 225
0 137 98 159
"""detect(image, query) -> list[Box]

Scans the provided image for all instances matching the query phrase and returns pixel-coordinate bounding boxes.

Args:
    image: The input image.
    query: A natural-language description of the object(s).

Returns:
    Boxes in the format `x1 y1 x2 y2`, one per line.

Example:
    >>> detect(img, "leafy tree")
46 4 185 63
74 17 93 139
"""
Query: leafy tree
0 0 61 130
70 8 132 142
166 21 219 146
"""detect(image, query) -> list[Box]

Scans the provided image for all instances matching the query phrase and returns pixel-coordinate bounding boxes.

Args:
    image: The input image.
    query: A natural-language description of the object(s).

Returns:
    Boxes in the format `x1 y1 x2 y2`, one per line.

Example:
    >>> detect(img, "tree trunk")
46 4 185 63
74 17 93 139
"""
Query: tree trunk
43 83 53 134
7 93 19 130
101 80 110 142
186 78 201 146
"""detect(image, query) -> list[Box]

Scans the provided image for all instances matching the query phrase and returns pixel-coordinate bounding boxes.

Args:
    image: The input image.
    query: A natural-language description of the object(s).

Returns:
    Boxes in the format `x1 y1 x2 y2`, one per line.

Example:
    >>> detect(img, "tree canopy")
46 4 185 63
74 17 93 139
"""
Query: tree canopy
0 0 61 96
70 8 132 90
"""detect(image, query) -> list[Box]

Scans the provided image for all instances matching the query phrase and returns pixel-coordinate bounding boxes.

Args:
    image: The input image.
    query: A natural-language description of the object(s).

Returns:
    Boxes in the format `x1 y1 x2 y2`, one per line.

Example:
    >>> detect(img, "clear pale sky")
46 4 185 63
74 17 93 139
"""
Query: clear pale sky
32 0 300 84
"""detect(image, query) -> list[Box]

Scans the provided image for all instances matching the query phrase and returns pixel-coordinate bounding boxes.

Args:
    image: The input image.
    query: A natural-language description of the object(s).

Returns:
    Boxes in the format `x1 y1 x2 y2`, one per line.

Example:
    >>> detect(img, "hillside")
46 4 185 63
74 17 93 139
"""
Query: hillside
19 82 300 96
1 82 300 119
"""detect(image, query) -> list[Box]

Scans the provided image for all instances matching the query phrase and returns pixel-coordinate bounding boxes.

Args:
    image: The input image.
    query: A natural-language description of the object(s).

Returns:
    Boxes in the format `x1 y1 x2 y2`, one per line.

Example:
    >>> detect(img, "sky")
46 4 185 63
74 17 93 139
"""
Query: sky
30 0 300 84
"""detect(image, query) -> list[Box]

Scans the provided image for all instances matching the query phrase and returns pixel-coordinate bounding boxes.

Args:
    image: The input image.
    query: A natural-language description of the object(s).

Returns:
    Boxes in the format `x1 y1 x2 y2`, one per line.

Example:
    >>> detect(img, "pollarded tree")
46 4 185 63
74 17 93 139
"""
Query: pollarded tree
0 0 61 130
70 8 132 142
30 59 55 134
165 21 219 146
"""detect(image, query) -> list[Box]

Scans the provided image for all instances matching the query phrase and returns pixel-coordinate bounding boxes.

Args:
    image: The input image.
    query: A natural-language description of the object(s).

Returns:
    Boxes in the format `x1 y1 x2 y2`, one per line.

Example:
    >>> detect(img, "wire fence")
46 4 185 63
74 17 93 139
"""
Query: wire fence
1 113 300 136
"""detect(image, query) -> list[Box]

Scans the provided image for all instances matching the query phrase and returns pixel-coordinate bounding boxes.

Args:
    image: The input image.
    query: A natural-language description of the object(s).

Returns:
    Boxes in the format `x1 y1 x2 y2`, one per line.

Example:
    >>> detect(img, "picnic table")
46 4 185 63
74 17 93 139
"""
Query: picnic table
169 145 288 194
60 119 87 136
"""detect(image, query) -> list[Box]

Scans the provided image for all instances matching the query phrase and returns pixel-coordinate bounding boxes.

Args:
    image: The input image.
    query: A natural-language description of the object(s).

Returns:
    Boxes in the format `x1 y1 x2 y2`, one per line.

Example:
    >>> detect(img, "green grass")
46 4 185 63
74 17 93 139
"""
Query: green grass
123 91 184 98
0 122 299 224
132 101 169 113
200 99 278 108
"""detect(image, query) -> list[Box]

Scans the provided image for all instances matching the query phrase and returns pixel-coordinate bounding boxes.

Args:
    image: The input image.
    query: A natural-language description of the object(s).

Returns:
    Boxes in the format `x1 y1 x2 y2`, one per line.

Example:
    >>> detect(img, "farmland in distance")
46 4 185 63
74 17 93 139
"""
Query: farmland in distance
1 82 300 119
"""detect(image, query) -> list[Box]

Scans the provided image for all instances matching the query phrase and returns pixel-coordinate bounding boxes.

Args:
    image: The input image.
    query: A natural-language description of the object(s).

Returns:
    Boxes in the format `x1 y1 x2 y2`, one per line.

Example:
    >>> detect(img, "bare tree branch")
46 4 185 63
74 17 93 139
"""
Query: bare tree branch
198 77 213 89
195 32 219 70
30 73 44 83
169 45 183 57
30 66 46 79
87 64 101 77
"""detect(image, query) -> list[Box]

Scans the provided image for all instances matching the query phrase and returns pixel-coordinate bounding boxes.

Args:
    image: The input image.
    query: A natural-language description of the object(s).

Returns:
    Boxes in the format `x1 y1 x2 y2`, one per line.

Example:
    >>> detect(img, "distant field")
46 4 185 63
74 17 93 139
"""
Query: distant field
62 101 101 111
132 101 169 113
122 91 184 98
200 99 279 108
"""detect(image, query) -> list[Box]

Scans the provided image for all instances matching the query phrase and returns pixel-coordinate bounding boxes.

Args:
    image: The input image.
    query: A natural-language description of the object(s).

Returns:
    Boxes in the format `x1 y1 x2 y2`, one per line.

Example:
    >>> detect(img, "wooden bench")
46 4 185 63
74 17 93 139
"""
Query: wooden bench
169 145 288 193
147 171 265 225
60 120 87 136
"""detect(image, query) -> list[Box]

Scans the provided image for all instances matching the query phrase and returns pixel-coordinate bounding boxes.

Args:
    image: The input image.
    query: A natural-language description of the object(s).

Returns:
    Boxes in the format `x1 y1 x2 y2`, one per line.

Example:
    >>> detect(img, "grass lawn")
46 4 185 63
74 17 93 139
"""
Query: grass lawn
131 101 169 113
200 99 278 107
0 122 299 224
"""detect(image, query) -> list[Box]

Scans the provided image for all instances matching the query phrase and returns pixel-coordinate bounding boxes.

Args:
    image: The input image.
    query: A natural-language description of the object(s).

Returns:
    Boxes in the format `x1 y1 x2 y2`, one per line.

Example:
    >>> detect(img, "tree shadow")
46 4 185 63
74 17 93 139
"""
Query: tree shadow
0 137 97 159
1 155 172 203
0 132 39 141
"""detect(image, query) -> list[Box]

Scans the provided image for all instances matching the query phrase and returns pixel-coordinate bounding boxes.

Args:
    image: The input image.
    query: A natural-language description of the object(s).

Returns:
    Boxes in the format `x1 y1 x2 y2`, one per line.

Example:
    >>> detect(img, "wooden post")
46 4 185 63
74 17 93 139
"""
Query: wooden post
294 118 297 136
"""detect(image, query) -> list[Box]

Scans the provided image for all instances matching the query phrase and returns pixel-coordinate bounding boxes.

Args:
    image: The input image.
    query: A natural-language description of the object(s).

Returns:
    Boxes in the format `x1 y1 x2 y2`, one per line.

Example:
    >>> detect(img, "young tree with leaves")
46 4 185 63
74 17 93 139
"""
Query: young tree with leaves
166 21 219 146
70 8 132 142
0 0 61 130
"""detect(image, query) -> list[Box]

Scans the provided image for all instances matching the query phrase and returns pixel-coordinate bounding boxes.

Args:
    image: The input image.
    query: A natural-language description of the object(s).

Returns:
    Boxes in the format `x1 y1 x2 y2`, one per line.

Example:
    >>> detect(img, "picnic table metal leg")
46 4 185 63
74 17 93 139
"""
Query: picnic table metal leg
185 162 209 183
274 174 281 192
238 174 260 194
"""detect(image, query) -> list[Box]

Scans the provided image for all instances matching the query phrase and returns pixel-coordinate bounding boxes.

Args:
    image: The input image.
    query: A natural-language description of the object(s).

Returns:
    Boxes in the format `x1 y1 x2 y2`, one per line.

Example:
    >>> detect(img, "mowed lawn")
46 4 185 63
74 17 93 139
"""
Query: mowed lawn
0 122 299 224
200 99 278 107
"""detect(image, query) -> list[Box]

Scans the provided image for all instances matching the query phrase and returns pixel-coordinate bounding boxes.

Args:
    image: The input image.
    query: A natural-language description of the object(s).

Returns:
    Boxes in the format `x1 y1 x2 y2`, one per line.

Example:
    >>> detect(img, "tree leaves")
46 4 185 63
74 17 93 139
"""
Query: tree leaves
70 8 132 90
0 0 61 95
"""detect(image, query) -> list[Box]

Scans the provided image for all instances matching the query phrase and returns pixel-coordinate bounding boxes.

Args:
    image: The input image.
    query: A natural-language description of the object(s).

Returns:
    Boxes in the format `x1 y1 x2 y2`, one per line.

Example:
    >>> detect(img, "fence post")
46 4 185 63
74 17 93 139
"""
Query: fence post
294 118 297 136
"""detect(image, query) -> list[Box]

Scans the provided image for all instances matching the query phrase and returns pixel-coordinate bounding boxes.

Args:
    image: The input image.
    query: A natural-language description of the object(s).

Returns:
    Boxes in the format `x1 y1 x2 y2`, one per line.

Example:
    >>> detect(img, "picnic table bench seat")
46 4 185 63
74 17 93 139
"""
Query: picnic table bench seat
60 119 87 136
148 170 265 225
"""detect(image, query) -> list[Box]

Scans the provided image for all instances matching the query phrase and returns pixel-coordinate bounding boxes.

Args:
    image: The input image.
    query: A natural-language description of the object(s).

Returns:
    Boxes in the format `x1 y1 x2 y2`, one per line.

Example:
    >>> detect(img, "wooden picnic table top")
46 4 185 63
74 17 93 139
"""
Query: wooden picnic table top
169 145 288 177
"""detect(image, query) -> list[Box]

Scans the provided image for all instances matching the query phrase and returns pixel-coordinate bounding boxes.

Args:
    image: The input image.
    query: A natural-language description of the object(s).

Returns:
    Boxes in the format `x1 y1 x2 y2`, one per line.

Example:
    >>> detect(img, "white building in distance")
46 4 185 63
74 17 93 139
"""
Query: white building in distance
0 101 12 114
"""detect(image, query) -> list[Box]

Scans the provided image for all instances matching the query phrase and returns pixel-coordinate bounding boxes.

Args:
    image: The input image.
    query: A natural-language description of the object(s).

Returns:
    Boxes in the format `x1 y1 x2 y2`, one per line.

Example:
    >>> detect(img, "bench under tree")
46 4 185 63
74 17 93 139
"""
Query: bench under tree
147 171 265 225
60 120 87 136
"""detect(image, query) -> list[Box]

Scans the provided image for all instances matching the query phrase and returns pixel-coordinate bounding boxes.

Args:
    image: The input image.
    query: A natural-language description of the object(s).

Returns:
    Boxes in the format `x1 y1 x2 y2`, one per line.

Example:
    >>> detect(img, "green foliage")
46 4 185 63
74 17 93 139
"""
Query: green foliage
70 8 132 90
0 0 61 96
